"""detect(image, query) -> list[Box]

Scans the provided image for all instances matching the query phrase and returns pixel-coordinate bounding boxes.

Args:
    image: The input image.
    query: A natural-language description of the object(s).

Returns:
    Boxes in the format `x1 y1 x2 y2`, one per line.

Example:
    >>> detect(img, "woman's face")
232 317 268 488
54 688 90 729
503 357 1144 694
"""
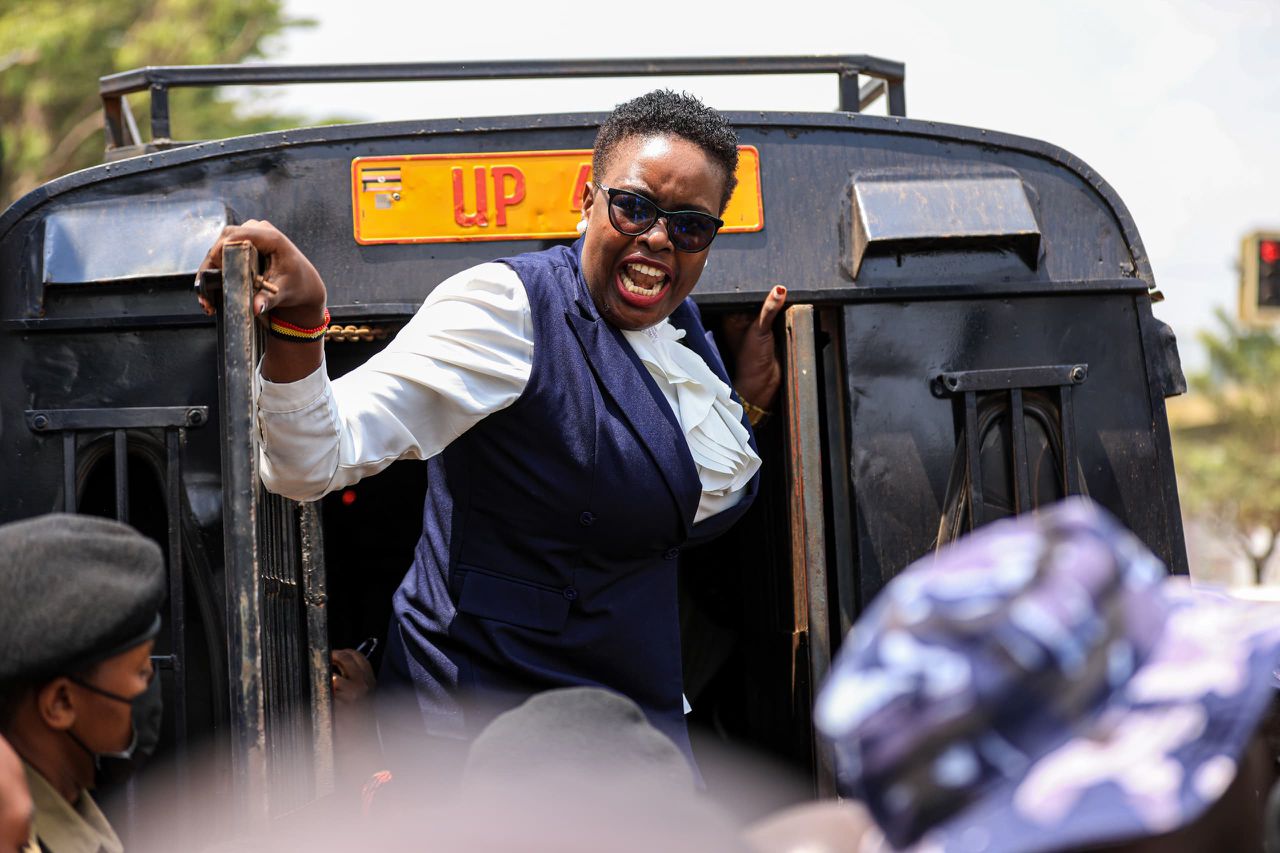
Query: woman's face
580 134 727 330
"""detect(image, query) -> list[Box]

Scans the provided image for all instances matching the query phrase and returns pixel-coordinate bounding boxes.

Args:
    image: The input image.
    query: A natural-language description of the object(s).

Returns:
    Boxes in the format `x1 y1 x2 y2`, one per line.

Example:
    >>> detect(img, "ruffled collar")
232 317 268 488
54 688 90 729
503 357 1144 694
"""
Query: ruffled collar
621 320 761 517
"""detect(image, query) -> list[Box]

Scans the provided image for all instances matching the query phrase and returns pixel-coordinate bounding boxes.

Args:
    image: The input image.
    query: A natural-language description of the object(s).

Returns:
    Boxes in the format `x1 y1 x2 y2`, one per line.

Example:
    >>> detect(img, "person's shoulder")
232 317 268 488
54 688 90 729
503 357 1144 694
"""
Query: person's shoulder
422 262 527 311
495 244 579 286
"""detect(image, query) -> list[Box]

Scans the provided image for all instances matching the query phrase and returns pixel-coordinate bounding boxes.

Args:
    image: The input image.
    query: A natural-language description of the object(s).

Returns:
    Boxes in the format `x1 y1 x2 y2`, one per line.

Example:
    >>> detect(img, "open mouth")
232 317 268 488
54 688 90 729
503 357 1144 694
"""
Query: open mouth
616 260 671 308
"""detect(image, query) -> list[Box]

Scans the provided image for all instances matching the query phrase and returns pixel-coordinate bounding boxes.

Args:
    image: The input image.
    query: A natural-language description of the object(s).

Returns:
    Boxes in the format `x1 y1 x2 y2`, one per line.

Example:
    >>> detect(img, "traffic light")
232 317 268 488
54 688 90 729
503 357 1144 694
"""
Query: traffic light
1239 232 1280 326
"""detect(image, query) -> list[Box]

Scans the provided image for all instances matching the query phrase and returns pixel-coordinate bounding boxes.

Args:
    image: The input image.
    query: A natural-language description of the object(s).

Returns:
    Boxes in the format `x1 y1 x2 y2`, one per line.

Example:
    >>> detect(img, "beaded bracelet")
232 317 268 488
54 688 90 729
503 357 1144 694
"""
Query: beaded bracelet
268 308 330 343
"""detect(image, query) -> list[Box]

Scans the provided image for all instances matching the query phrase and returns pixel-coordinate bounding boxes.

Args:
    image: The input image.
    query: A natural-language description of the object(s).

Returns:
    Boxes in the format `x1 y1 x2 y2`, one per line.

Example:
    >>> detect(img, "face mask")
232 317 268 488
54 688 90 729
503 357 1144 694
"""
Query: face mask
66 673 164 789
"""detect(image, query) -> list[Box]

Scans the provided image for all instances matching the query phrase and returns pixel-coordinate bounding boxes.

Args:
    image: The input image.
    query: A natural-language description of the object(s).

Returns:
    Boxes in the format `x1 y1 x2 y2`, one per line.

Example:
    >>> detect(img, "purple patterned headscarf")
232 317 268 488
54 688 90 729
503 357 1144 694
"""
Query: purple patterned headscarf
815 498 1280 852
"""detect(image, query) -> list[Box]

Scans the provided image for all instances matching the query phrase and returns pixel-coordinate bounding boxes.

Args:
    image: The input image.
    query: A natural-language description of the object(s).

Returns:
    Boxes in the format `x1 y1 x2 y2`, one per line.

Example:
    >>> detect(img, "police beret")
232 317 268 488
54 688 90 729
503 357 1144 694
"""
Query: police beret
0 513 165 682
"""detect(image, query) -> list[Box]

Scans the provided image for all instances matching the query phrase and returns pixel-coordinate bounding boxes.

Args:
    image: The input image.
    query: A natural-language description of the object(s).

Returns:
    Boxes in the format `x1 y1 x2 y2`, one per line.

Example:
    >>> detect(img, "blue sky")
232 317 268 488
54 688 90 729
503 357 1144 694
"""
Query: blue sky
258 0 1280 371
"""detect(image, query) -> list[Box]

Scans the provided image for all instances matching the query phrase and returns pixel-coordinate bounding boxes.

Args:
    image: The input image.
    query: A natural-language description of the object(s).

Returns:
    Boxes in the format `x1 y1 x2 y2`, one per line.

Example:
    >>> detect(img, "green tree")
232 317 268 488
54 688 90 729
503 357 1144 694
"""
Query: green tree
0 0 315 207
1172 309 1280 584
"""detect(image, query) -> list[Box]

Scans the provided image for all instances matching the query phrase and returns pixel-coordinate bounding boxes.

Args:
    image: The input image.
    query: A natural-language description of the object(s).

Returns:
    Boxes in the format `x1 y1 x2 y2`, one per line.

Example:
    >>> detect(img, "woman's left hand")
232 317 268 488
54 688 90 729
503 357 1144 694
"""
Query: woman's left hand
724 285 787 412
331 649 376 704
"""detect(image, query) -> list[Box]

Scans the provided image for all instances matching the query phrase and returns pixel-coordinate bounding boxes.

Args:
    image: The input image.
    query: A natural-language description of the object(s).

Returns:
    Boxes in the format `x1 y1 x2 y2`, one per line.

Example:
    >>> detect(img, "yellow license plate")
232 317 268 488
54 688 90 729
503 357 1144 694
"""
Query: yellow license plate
351 147 762 245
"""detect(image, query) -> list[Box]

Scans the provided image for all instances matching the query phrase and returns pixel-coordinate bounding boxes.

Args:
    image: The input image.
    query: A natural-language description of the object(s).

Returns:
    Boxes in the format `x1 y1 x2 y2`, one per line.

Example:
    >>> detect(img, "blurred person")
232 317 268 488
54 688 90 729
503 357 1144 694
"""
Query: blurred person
0 514 165 853
197 88 786 773
460 686 697 791
814 498 1280 853
742 800 876 853
0 734 33 853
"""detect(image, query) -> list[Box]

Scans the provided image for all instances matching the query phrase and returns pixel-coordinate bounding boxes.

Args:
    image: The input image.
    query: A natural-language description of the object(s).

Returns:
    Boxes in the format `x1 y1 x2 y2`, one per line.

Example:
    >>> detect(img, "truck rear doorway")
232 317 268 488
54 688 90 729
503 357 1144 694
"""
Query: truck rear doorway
314 306 841 807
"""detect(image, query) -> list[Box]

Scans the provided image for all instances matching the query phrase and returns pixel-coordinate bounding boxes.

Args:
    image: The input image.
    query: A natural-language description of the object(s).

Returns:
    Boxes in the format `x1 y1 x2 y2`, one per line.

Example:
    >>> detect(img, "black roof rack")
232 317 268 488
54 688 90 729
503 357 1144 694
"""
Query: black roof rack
98 54 906 153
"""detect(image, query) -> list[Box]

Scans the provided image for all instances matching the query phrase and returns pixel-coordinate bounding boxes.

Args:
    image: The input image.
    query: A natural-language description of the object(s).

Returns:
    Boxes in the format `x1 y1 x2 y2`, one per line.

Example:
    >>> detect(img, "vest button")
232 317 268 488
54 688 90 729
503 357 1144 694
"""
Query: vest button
579 511 595 527
663 548 680 560
563 586 579 601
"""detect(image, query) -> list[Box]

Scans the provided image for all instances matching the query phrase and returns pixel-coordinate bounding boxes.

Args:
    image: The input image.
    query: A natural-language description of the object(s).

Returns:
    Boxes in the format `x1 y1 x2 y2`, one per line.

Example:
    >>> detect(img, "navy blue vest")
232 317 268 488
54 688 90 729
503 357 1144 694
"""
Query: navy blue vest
381 240 758 759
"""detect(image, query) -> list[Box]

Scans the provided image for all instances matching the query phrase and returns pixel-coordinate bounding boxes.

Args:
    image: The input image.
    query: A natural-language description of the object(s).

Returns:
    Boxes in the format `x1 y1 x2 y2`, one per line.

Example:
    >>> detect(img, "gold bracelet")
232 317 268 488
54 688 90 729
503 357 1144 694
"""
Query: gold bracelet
739 396 772 427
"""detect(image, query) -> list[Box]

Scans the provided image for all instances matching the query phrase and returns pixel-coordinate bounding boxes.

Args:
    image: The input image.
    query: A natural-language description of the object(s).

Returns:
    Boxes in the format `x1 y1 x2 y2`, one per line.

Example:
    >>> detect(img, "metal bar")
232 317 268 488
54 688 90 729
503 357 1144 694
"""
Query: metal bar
1060 386 1080 495
937 364 1088 394
165 429 189 776
783 305 837 799
838 72 860 113
149 85 170 141
62 432 77 513
1009 389 1032 514
298 502 334 799
3 315 215 333
965 392 984 529
218 240 269 826
100 55 907 152
100 55 906 96
27 406 209 432
887 79 907 117
121 97 142 149
102 95 127 150
113 430 129 524
818 308 857 634
858 78 886 111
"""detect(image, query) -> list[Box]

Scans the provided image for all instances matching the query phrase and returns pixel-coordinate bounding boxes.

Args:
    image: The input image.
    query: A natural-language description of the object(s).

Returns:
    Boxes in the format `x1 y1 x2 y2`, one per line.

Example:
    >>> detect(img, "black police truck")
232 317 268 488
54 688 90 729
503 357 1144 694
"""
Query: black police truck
0 55 1187 826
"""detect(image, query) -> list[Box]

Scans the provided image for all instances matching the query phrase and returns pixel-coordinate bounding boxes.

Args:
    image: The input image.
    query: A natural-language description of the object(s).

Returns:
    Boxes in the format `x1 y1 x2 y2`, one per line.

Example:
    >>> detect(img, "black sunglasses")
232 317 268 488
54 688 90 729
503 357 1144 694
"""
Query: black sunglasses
596 185 724 253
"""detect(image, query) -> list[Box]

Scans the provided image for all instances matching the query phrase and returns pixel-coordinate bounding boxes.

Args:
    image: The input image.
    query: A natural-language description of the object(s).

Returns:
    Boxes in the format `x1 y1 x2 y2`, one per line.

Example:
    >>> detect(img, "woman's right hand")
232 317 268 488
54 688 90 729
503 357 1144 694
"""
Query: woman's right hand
196 219 328 324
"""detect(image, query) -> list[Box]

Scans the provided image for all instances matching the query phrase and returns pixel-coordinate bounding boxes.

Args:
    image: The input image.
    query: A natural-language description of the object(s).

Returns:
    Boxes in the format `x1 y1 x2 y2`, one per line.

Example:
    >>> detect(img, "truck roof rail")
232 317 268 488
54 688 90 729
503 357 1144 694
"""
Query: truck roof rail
98 54 906 153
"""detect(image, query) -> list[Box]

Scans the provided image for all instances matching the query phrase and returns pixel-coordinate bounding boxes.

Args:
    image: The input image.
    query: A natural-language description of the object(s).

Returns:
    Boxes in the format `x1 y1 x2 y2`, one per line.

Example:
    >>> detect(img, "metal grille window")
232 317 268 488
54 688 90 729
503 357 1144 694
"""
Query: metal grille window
933 364 1089 548
23 405 209 832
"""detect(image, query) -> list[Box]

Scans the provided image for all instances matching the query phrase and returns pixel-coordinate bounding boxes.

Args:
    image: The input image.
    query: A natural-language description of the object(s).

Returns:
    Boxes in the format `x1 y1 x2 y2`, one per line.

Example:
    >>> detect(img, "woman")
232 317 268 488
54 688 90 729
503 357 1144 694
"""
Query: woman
199 90 786 765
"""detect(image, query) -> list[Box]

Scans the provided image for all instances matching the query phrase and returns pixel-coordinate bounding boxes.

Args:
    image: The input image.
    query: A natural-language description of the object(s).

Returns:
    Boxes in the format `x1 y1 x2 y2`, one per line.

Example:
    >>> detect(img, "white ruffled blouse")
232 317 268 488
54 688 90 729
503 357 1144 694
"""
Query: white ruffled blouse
255 262 759 524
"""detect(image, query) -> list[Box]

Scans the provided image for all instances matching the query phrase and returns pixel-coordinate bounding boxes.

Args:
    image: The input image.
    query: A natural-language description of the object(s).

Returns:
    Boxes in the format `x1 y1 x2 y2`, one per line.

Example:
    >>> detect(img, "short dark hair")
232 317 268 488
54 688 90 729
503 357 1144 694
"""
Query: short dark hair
593 89 739 212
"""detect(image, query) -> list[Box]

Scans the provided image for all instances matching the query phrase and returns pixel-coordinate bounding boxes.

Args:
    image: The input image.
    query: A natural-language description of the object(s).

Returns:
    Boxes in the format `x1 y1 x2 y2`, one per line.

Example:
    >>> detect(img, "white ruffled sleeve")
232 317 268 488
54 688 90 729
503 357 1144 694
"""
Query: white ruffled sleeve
256 262 533 502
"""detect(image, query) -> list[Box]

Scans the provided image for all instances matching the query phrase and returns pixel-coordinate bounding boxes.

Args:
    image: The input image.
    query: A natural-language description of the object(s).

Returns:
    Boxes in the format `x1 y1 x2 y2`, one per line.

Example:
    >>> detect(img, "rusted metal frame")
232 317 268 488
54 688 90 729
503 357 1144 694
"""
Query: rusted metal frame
217 241 270 826
817 308 857 635
281 497 309 812
299 503 335 798
260 492 309 815
964 392 984 529
783 304 837 798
